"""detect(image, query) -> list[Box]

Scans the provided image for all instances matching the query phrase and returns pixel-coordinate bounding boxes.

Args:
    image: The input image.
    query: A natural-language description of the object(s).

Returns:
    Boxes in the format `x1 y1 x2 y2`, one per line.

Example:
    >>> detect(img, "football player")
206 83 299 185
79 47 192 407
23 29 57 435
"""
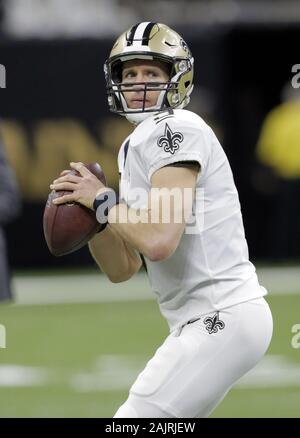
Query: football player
50 22 273 418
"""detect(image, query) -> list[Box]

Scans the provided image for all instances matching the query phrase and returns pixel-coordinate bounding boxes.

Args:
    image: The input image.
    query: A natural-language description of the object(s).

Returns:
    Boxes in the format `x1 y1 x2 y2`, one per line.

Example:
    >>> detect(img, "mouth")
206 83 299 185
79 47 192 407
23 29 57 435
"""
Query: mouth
129 95 157 108
129 98 149 109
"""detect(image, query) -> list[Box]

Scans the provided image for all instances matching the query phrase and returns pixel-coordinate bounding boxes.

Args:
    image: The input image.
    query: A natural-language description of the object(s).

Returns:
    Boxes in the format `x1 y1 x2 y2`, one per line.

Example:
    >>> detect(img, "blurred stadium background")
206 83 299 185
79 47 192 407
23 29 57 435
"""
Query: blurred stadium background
0 0 300 418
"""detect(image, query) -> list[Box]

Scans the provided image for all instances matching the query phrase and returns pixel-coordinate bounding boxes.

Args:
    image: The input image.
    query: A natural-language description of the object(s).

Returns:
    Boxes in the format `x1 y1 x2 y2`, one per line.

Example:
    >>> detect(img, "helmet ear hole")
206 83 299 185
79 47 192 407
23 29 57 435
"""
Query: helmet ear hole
111 60 123 83
185 81 190 88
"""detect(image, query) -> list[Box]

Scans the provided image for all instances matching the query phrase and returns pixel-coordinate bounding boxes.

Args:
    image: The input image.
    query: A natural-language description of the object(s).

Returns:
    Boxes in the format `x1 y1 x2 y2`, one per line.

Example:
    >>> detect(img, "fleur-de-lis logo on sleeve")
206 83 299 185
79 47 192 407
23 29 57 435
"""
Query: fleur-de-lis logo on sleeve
157 123 184 155
204 312 225 334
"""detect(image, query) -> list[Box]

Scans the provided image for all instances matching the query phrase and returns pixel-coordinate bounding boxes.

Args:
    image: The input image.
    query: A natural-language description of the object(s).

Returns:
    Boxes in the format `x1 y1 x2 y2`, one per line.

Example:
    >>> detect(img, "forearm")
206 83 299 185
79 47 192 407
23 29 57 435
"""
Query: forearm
108 203 184 261
88 224 142 283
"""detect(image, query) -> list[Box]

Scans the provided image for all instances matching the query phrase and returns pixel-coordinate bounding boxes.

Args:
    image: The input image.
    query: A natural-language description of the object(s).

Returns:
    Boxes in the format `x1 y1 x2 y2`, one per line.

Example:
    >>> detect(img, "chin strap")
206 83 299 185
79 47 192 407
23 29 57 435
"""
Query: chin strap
124 112 153 125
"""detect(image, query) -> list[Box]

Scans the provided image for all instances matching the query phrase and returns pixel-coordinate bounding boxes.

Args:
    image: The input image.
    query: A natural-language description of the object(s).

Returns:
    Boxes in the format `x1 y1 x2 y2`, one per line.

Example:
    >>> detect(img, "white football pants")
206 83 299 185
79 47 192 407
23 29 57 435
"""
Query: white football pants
114 297 273 418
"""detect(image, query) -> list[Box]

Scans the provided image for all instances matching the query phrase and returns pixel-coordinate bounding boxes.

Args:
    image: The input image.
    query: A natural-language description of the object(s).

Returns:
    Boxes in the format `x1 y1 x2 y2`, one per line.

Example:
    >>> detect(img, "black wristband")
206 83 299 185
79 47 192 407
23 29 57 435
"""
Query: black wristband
93 189 117 232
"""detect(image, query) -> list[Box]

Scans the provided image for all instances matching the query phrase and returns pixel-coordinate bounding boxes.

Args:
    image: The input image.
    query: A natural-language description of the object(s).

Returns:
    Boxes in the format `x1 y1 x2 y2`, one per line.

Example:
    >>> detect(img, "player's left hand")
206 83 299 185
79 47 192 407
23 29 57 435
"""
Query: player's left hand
50 162 107 210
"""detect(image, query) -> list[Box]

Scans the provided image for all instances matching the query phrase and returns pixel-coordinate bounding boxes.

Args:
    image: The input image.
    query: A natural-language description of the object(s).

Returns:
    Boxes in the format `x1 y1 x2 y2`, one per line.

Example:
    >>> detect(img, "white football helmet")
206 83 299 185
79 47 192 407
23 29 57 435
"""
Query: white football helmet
104 22 194 124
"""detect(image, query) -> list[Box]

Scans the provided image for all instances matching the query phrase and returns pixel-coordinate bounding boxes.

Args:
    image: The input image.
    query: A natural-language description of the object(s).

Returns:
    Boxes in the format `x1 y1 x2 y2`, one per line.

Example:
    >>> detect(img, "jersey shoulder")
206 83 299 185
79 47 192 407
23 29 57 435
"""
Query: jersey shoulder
171 109 209 129
130 109 210 148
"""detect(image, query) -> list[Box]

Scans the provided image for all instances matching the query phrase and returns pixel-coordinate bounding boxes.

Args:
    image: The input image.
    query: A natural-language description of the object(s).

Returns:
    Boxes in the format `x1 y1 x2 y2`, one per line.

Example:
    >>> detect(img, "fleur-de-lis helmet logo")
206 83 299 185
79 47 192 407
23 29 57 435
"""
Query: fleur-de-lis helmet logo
204 312 225 334
157 123 184 155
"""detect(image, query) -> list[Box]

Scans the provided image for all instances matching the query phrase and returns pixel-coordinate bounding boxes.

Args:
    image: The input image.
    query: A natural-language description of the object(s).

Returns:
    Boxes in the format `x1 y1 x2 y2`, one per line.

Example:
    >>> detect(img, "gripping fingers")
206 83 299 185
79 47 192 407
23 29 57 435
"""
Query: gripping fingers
52 193 77 205
70 162 91 177
53 174 82 184
50 182 77 191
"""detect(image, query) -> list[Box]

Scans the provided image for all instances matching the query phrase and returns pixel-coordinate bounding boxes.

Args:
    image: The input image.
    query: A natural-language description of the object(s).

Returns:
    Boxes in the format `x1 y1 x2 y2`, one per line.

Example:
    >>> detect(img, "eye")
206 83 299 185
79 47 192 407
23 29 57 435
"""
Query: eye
123 70 135 79
147 71 158 77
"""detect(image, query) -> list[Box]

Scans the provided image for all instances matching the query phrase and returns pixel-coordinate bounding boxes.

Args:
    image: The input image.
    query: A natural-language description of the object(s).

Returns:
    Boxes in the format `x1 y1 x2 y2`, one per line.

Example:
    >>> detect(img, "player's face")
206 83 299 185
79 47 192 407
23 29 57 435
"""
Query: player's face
121 59 170 109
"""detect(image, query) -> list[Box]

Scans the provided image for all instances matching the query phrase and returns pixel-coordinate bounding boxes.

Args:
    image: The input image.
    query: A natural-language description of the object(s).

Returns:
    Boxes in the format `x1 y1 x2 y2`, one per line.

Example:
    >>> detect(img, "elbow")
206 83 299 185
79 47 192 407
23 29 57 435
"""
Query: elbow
107 260 142 283
143 237 177 262
108 271 134 283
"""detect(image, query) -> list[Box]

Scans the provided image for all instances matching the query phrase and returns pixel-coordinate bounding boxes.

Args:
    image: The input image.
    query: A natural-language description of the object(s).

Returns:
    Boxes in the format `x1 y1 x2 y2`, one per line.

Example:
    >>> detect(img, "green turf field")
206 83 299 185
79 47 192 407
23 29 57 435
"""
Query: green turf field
0 269 299 418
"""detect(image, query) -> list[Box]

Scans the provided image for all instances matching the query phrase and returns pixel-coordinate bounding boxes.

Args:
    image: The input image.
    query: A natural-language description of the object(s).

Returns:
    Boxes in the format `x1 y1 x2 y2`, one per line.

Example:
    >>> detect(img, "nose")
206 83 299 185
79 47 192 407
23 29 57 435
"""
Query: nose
131 82 144 89
129 75 146 94
131 72 145 87
134 71 145 82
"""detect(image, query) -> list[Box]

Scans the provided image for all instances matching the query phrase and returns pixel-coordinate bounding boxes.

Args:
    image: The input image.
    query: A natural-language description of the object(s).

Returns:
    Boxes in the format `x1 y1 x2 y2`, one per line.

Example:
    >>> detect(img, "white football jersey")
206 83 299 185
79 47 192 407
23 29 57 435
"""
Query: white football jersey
118 109 267 332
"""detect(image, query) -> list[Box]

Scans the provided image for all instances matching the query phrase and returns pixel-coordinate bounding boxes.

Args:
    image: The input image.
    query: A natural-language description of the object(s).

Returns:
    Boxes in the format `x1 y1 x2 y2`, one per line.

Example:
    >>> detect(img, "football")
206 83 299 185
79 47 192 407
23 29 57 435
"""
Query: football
43 163 106 256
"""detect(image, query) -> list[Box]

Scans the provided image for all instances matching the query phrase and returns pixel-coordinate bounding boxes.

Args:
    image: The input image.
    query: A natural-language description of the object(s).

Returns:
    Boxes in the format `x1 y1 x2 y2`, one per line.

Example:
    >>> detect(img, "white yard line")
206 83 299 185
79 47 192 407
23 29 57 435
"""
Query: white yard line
0 365 49 387
236 354 300 388
11 266 300 306
0 355 300 391
12 273 154 305
70 355 146 392
71 354 300 392
257 266 300 295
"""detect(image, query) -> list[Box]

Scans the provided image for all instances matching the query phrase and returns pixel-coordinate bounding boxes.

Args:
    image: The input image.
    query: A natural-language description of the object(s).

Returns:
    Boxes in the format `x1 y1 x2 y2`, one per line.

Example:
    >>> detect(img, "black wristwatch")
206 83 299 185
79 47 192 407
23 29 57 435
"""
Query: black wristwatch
93 189 117 231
